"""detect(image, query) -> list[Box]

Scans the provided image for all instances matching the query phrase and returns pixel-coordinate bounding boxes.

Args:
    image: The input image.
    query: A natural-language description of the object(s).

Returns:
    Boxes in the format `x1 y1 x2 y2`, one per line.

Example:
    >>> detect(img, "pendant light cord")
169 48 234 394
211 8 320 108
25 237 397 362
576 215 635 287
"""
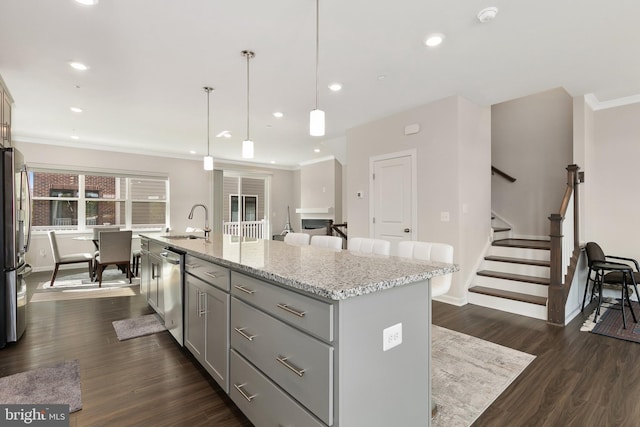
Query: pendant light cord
246 52 250 141
315 0 320 110
206 89 210 156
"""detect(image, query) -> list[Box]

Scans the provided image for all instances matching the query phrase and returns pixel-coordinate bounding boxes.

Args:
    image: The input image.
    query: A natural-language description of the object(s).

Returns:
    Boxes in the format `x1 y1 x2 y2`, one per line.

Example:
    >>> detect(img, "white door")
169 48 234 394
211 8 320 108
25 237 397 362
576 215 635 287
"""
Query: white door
371 152 416 254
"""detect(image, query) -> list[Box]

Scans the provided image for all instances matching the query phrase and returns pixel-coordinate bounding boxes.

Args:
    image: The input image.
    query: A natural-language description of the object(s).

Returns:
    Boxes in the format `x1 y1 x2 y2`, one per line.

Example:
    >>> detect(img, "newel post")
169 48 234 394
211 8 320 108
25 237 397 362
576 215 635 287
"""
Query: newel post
548 213 564 325
567 164 580 249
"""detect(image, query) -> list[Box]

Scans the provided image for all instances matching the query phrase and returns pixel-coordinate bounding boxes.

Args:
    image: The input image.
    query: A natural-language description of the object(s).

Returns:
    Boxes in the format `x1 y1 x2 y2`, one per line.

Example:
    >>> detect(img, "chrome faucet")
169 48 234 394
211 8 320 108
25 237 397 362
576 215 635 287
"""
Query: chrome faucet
188 204 211 240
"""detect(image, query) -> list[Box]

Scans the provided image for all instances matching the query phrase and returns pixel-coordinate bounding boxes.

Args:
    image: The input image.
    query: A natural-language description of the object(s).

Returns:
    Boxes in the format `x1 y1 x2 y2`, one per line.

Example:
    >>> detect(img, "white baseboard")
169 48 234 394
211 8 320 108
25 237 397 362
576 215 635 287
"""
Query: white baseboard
434 294 466 306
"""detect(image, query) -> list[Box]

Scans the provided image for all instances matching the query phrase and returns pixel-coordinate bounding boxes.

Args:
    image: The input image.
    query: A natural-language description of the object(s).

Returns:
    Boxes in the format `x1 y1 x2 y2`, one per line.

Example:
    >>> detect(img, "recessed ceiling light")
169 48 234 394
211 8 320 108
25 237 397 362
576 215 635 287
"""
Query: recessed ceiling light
477 7 498 23
273 112 284 118
189 150 197 155
270 160 276 164
69 62 89 71
70 107 83 113
75 0 99 4
216 130 232 138
314 148 321 153
377 74 387 81
70 135 80 140
425 33 445 47
328 83 342 92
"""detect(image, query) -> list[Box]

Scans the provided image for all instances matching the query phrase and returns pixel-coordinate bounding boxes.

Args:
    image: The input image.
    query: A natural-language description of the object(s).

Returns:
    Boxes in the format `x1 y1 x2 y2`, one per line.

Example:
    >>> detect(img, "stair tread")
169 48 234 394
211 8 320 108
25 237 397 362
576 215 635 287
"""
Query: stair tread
469 286 548 306
492 227 511 232
477 270 549 285
484 255 550 267
492 238 550 250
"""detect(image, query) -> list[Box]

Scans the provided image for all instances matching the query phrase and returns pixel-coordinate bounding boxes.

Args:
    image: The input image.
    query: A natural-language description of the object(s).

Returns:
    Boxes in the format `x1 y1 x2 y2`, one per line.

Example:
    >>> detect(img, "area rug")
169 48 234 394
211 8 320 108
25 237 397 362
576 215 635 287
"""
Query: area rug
31 271 140 303
582 300 640 343
0 360 82 413
432 325 536 427
112 314 166 341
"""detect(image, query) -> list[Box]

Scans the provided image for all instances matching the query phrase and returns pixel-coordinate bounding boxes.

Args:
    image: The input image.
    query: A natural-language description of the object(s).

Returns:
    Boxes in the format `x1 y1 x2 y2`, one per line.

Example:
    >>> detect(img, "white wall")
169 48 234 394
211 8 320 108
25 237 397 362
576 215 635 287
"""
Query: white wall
299 157 342 224
587 102 640 261
491 88 573 237
346 95 491 304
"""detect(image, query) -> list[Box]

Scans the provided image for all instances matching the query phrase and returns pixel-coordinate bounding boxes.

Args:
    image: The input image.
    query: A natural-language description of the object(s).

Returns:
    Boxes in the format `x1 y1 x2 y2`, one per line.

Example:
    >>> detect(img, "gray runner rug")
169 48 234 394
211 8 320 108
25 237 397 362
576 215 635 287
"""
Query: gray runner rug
432 325 535 427
0 360 82 413
112 314 166 341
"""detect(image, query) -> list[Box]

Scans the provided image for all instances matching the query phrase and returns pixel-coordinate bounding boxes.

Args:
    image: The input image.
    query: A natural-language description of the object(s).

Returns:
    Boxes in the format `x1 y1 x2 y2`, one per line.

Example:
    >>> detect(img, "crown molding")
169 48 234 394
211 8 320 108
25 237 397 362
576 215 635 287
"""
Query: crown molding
584 93 640 111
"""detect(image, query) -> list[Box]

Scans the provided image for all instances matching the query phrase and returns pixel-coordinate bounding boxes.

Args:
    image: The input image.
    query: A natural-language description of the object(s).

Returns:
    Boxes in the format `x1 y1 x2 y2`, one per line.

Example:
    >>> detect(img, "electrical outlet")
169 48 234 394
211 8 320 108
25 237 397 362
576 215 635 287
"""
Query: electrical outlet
39 248 46 257
383 323 402 351
440 211 450 222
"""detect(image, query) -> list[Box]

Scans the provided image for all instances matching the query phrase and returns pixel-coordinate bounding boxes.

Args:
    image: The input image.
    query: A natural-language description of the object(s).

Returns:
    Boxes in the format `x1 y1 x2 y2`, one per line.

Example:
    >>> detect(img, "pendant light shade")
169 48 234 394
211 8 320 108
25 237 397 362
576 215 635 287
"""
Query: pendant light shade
242 139 254 159
241 50 255 159
310 109 325 137
203 86 214 171
310 0 325 136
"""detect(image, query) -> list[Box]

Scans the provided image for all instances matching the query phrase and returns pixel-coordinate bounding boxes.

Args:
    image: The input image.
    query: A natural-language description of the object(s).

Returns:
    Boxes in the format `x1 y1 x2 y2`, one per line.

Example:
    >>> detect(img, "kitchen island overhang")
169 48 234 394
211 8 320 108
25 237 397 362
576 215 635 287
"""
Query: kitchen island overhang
141 233 459 427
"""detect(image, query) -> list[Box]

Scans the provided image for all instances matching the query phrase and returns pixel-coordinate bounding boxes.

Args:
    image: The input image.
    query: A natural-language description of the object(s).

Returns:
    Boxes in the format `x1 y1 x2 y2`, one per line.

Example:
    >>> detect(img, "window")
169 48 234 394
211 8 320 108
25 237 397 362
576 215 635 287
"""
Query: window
230 195 258 222
31 169 168 232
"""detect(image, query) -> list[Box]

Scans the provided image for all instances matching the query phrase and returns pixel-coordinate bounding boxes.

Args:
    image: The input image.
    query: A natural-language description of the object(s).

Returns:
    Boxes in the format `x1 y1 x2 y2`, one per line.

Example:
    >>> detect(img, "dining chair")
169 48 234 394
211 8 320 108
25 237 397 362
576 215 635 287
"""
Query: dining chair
47 231 94 286
91 226 120 279
348 237 390 256
310 235 343 250
397 240 454 297
582 242 639 328
283 232 311 246
95 230 133 287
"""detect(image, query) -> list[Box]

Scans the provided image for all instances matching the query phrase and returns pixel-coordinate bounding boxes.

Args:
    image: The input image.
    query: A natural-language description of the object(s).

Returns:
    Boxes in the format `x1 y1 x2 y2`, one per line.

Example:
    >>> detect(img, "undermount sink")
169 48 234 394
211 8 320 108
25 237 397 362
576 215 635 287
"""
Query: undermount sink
163 234 206 240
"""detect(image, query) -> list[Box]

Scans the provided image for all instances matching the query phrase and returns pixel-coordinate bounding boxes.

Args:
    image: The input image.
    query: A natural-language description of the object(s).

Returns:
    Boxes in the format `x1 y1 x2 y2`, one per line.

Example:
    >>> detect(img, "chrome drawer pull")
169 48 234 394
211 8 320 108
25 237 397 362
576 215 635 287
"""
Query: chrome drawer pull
234 383 256 402
277 303 306 318
276 356 306 377
204 271 220 279
185 263 199 269
234 327 256 341
234 284 255 295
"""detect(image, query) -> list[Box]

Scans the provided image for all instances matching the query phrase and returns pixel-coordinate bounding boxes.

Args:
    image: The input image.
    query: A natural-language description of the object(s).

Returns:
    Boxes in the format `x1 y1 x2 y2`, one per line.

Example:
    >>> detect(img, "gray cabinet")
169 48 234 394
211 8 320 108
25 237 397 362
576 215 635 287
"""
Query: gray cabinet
230 271 335 426
147 241 164 317
139 238 150 296
1 80 12 147
184 255 230 392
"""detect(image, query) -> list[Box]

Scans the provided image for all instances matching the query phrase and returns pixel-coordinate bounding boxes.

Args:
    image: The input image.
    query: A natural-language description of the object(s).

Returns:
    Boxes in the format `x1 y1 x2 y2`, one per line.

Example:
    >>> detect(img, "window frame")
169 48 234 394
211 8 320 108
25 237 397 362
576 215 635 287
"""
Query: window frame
30 167 169 234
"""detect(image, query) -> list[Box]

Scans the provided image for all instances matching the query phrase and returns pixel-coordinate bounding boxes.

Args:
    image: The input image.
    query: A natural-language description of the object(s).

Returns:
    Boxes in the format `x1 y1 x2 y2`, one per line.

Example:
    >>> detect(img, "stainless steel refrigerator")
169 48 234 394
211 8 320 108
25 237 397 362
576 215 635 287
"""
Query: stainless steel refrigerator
0 147 32 348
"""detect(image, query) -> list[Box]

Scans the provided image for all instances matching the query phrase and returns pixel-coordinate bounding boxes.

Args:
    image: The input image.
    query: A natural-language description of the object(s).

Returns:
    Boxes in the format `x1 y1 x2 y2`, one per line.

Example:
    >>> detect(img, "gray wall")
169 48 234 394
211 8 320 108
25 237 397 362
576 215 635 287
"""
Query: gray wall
346 95 491 304
491 88 573 237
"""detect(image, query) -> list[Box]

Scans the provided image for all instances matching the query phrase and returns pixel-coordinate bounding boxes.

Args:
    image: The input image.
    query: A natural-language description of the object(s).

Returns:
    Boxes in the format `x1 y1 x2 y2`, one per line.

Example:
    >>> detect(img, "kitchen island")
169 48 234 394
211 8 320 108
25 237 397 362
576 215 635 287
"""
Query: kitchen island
141 233 458 427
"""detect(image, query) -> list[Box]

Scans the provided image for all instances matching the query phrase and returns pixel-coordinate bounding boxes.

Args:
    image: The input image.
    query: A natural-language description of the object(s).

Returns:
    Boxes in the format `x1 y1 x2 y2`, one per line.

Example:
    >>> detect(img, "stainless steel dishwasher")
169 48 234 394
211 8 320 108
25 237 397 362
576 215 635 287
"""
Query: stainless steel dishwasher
161 247 185 346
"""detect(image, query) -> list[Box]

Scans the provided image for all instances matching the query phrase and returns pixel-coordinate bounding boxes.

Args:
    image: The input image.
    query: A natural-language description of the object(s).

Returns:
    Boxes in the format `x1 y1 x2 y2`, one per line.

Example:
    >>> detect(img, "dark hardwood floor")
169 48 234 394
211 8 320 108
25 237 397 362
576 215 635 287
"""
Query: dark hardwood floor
3 269 640 426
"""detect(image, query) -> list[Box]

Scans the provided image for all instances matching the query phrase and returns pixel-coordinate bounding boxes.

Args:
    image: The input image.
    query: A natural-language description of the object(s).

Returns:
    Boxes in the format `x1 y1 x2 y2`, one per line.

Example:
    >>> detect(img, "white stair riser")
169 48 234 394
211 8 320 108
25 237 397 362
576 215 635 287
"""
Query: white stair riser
482 261 550 278
492 229 511 240
488 246 550 261
475 275 549 297
468 292 547 320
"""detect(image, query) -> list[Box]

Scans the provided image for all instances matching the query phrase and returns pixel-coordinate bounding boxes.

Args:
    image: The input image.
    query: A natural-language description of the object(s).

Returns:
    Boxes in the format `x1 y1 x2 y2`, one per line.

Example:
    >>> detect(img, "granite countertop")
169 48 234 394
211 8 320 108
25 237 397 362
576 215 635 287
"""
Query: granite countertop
141 233 459 300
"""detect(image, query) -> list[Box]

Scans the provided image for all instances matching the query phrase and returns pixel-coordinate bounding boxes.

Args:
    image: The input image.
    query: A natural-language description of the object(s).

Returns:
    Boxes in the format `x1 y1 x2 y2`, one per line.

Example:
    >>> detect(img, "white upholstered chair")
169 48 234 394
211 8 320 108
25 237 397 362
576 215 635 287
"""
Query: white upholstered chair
310 235 343 250
47 231 94 286
283 232 311 246
348 237 391 256
397 240 454 297
95 230 132 287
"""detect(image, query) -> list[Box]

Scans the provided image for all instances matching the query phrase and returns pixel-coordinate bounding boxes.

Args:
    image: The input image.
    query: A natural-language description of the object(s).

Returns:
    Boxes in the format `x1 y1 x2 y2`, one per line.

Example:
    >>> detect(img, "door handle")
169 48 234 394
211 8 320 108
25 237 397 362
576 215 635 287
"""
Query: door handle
403 228 411 233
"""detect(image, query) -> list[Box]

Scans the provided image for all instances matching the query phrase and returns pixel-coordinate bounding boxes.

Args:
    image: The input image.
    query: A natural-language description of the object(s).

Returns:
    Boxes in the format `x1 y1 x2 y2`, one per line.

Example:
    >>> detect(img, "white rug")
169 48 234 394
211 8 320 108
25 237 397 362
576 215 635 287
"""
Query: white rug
112 314 166 341
432 325 536 427
31 271 140 303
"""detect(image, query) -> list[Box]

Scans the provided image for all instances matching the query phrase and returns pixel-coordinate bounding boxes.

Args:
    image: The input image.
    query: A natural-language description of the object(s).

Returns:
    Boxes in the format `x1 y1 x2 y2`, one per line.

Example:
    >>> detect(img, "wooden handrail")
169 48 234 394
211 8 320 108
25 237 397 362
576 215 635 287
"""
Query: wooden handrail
547 164 581 326
491 166 516 183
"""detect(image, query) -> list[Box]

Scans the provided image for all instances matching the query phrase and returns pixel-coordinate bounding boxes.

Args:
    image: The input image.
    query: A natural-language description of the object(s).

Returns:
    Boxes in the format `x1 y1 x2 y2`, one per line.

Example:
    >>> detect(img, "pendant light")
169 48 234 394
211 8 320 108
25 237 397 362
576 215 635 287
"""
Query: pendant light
241 50 255 159
309 0 325 136
203 87 214 171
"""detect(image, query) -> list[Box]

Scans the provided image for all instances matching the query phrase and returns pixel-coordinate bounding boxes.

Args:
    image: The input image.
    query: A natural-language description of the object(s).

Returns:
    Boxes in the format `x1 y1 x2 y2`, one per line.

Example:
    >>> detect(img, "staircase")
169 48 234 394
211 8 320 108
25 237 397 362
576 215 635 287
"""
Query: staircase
469 225 551 320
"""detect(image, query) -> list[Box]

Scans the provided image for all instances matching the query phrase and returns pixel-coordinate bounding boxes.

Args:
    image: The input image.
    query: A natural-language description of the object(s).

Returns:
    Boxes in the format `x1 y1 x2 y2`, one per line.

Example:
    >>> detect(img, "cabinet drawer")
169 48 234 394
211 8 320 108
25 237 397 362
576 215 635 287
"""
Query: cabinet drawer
230 350 326 427
231 298 333 426
231 271 334 342
185 254 230 291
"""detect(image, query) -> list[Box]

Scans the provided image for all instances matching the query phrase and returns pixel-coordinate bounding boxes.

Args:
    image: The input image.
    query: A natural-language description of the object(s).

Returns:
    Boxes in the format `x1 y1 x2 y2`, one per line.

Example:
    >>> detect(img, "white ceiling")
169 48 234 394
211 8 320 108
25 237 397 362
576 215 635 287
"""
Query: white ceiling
1 0 639 168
